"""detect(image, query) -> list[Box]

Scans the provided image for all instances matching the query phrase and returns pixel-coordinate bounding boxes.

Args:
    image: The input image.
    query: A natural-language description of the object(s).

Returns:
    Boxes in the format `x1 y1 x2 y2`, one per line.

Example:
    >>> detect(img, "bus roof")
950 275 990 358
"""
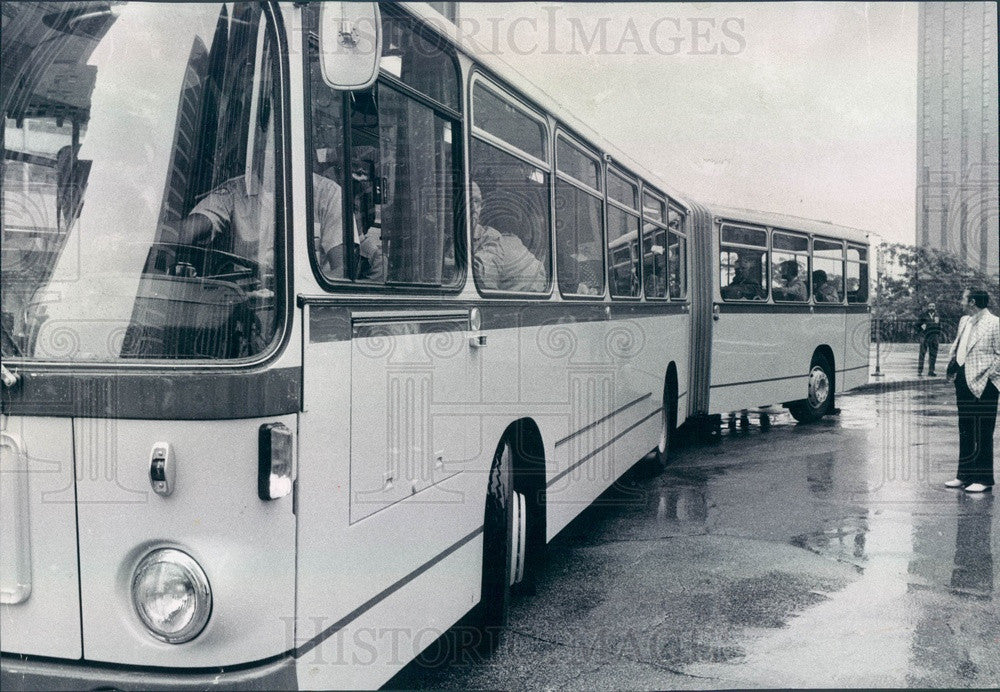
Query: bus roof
400 2 694 211
705 203 871 245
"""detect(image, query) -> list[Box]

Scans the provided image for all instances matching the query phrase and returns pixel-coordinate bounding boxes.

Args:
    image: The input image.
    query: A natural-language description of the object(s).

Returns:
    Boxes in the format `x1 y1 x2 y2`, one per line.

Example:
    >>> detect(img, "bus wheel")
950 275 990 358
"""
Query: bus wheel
473 438 526 655
652 374 678 472
789 353 834 422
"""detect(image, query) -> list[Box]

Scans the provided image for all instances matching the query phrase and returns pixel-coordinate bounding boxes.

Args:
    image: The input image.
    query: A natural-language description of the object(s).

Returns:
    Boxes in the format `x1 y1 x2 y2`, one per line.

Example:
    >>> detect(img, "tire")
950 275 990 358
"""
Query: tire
789 353 835 422
651 375 678 473
471 438 527 656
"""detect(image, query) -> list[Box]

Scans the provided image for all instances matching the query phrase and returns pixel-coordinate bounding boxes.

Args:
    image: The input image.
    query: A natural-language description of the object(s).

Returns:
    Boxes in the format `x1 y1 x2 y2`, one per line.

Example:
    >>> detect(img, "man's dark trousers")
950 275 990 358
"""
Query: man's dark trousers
954 366 999 486
919 335 939 374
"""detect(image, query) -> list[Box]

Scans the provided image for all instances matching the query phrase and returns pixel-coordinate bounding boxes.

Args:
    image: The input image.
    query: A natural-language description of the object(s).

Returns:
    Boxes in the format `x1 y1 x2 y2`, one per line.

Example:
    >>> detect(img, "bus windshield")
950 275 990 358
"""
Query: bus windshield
1 2 281 362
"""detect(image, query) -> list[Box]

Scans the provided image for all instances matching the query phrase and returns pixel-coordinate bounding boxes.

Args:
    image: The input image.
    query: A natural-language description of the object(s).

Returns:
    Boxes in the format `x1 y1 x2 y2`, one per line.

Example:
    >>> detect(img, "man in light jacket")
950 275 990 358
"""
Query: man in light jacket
944 288 1000 493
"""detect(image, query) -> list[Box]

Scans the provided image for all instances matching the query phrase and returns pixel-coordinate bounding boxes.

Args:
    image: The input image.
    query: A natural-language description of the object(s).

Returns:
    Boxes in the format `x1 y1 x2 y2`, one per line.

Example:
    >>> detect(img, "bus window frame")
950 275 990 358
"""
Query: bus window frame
770 228 811 304
468 71 554 299
811 235 847 305
639 186 670 301
718 221 769 303
554 127 606 300
605 163 642 301
303 4 467 296
666 202 689 301
845 242 869 304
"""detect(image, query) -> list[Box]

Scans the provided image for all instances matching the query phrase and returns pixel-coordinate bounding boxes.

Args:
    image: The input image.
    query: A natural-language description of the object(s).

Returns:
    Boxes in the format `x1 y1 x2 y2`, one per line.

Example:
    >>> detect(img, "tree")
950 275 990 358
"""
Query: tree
874 243 1000 341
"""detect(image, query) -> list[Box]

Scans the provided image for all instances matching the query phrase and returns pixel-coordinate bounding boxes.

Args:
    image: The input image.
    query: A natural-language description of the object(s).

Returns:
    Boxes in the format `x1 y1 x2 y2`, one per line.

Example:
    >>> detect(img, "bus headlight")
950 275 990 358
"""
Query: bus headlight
131 549 211 643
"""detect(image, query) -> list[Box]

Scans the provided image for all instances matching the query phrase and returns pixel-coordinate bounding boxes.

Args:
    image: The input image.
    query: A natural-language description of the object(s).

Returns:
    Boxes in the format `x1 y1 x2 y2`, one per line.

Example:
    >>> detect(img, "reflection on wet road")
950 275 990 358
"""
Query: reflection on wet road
389 381 999 689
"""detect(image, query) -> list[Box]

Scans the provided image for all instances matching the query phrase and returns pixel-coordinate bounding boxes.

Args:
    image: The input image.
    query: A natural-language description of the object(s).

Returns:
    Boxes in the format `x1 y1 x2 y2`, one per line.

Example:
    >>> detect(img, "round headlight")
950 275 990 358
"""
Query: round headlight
131 548 211 644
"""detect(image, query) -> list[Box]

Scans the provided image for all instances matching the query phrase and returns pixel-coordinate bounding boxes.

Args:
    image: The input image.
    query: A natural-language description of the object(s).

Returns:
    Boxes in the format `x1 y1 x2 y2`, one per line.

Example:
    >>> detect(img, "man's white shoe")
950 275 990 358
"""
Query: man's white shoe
944 478 965 488
964 483 991 493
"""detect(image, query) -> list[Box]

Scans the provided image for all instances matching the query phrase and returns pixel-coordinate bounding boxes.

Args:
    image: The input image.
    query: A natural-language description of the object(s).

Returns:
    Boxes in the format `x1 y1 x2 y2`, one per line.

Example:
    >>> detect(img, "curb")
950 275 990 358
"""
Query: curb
849 375 951 395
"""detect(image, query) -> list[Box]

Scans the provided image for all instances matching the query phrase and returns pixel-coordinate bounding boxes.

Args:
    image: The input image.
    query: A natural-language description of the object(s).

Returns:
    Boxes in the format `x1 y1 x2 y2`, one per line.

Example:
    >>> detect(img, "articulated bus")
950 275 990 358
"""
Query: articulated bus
0 2 868 689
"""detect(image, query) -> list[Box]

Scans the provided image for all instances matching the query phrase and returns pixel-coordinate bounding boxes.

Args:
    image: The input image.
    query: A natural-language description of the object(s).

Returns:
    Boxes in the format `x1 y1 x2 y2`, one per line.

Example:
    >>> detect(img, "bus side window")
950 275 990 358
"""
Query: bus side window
555 136 604 297
812 238 845 303
306 9 462 287
641 191 667 299
606 169 641 299
846 245 869 303
470 80 551 295
771 231 809 302
667 206 686 300
719 224 767 301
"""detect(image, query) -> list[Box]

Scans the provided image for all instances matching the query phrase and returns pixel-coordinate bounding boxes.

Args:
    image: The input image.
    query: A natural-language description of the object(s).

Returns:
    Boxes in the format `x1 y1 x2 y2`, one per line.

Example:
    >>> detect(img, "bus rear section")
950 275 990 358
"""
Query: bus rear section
685 204 870 424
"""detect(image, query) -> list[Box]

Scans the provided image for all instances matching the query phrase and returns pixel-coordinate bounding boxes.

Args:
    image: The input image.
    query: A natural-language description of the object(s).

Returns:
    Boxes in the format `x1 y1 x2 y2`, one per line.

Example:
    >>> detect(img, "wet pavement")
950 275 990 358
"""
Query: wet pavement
388 379 1000 689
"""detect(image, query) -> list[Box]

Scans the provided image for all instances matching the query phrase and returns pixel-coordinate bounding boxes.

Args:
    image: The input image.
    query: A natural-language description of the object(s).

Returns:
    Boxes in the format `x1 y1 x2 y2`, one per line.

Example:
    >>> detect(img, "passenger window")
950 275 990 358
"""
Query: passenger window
473 83 546 162
667 207 686 299
557 137 600 190
380 15 460 111
846 245 868 303
771 232 809 302
471 81 550 294
812 238 844 303
642 193 667 299
555 136 604 296
607 170 640 298
719 224 767 301
307 11 461 287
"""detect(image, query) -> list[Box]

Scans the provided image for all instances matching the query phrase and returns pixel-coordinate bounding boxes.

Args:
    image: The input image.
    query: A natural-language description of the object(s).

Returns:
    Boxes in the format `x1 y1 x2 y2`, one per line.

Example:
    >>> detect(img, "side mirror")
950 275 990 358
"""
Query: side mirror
319 1 382 91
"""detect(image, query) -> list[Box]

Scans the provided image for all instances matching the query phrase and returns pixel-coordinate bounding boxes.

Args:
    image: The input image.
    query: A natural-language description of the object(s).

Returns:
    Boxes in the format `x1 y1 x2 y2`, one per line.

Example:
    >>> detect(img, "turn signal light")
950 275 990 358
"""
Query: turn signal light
258 423 295 500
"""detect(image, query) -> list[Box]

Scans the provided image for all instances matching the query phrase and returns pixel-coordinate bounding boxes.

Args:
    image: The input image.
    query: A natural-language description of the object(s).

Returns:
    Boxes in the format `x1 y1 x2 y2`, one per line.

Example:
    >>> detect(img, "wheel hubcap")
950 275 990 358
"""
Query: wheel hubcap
509 491 526 586
658 408 668 455
808 366 830 407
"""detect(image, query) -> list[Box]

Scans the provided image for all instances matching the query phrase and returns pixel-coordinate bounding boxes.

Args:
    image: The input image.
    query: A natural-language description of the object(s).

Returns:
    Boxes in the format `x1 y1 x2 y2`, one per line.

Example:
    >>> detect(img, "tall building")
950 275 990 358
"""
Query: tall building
916 2 999 279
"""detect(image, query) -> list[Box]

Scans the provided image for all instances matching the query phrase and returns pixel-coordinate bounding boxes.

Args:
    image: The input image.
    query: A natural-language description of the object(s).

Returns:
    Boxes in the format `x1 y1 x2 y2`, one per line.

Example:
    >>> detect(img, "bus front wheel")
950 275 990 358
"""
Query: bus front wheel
788 353 834 423
472 438 527 656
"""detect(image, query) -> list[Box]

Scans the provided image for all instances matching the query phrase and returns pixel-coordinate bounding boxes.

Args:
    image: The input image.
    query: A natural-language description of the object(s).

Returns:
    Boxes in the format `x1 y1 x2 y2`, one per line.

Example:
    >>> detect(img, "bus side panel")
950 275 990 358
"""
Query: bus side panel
294 479 483 690
297 309 487 689
541 313 682 541
842 310 871 392
709 311 846 414
0 417 81 659
75 417 296 668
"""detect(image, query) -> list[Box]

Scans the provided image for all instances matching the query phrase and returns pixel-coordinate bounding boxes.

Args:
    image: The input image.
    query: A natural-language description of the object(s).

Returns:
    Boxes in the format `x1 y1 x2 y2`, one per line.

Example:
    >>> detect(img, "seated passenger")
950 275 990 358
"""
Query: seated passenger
471 182 548 292
314 175 385 282
773 259 807 301
721 253 766 300
812 269 841 302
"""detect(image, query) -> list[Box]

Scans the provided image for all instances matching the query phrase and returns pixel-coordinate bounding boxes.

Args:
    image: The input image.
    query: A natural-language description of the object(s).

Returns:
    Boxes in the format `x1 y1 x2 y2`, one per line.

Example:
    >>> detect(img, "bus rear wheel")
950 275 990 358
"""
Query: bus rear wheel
789 353 834 422
650 372 678 473
472 438 527 656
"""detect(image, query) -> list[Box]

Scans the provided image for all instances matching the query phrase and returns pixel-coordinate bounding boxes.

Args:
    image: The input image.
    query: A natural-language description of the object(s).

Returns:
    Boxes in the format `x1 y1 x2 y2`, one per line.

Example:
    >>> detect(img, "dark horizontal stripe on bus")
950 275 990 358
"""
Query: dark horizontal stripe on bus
716 303 870 315
546 406 662 488
711 365 866 390
307 299 690 344
295 525 485 658
554 392 652 448
0 367 300 420
710 372 807 389
838 364 869 373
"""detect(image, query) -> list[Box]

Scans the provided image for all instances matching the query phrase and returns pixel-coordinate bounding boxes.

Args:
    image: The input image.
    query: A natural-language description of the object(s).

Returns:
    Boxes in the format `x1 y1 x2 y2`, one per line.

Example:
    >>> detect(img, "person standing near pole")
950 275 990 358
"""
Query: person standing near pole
917 301 942 376
944 288 1000 493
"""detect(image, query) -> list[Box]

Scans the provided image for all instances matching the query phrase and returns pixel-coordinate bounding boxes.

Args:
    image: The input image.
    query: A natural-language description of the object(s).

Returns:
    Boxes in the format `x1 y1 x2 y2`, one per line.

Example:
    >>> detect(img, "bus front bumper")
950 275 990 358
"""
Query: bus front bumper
0 653 297 691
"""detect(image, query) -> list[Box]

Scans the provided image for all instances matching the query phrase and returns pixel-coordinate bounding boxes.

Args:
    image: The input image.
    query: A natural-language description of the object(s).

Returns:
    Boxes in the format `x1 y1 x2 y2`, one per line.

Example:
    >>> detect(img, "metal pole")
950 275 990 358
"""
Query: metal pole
873 241 884 377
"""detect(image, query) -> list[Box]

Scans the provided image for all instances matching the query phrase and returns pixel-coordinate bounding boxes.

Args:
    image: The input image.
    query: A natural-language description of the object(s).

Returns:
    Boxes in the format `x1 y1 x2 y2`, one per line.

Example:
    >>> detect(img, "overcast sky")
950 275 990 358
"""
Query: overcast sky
455 2 918 245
